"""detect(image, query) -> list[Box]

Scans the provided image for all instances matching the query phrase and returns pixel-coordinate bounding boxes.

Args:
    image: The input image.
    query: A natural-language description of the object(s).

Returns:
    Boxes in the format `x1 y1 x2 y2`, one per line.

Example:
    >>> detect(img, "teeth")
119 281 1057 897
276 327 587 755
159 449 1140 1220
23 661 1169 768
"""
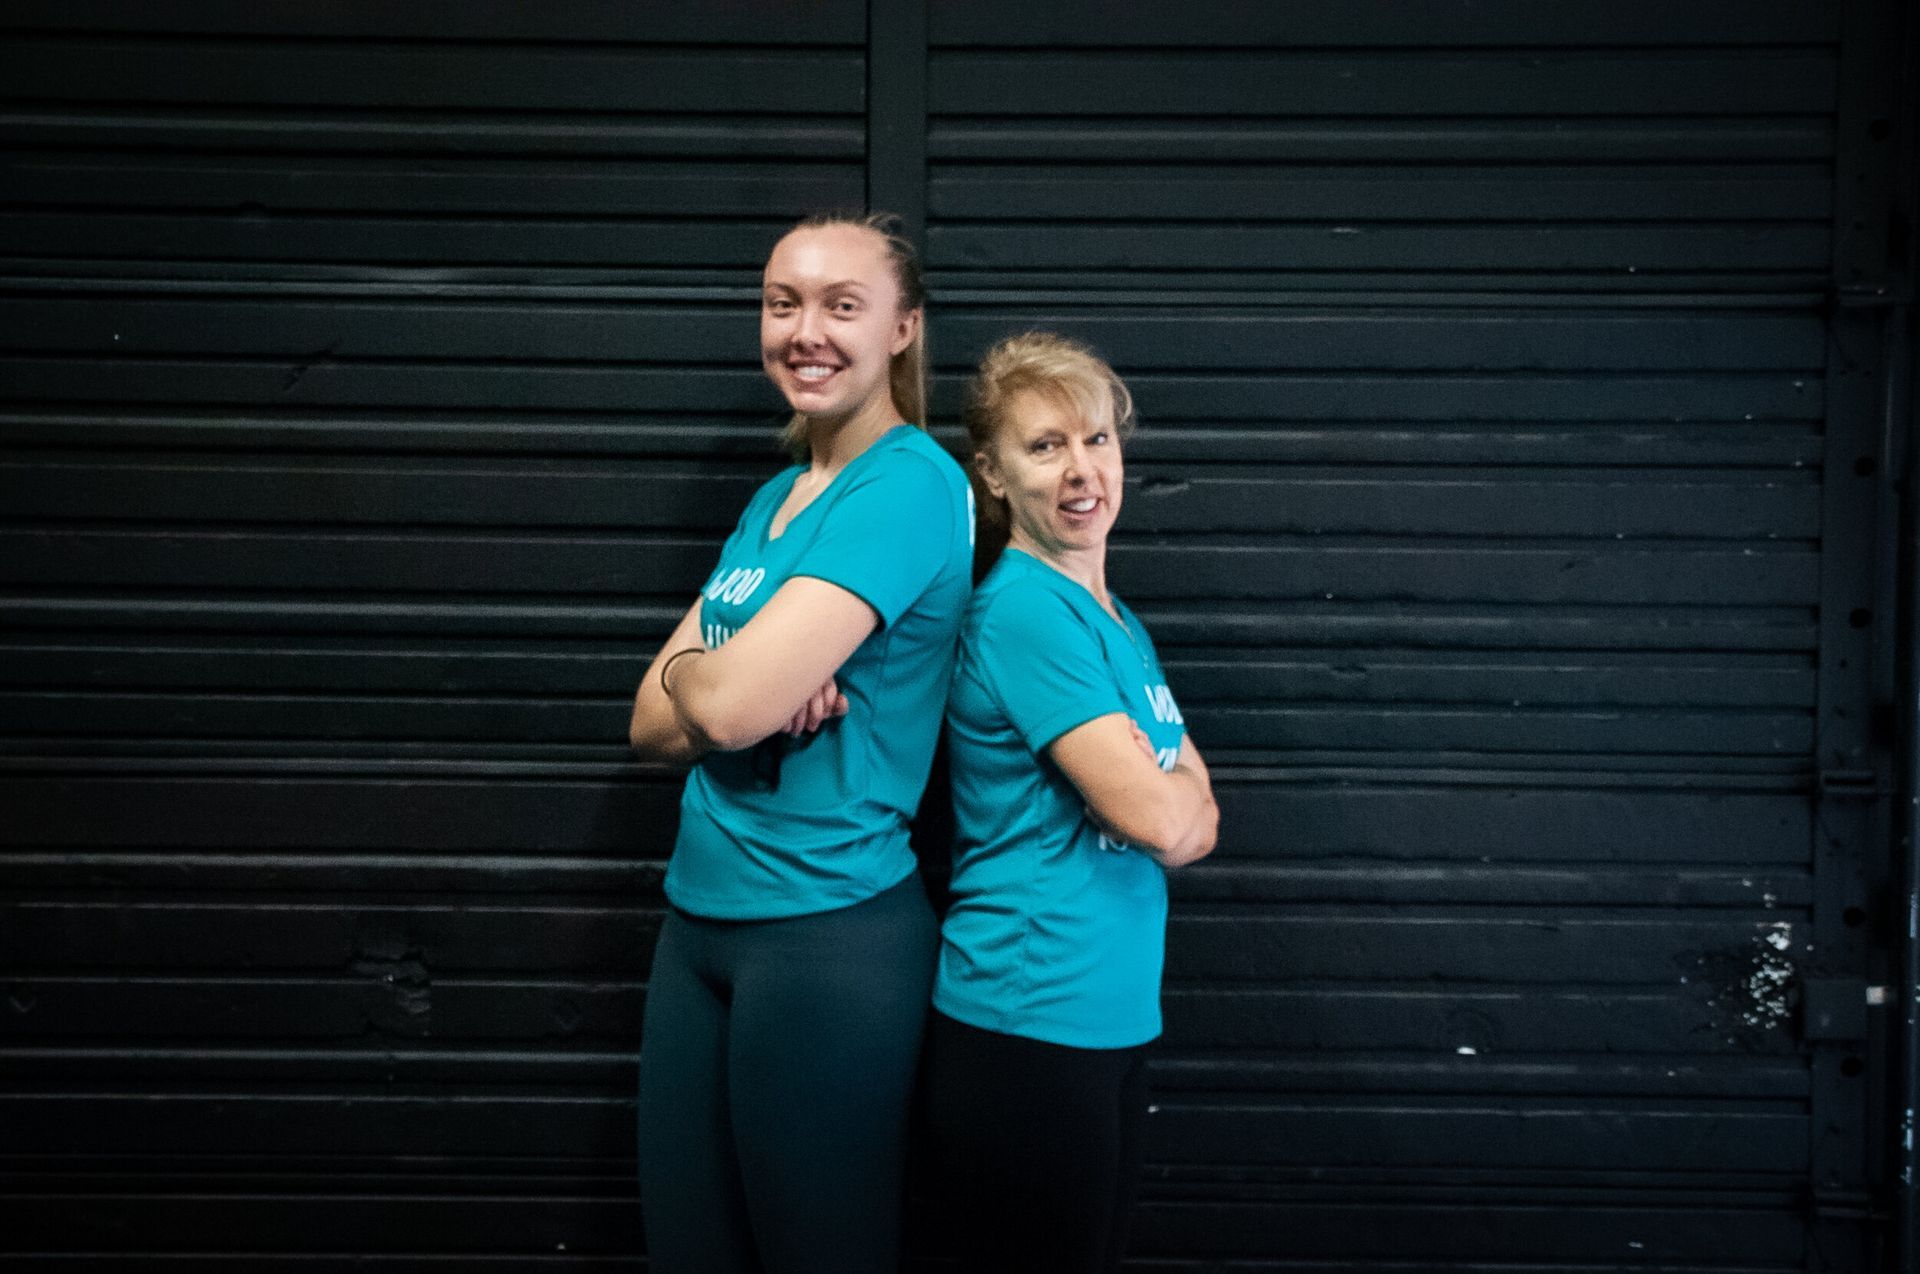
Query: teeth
1063 498 1097 513
793 365 836 380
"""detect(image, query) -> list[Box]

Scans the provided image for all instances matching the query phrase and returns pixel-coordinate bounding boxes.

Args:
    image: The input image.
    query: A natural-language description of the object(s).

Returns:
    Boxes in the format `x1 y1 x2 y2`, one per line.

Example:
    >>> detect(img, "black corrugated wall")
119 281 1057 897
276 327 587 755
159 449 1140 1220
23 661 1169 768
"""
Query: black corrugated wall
2 2 1914 1269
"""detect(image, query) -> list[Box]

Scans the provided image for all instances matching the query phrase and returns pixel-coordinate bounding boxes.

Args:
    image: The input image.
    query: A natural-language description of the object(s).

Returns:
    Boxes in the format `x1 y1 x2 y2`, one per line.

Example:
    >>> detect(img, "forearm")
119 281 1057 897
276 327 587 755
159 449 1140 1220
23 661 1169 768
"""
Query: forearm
628 609 710 765
1146 775 1218 869
663 579 878 753
1090 762 1213 860
666 645 783 753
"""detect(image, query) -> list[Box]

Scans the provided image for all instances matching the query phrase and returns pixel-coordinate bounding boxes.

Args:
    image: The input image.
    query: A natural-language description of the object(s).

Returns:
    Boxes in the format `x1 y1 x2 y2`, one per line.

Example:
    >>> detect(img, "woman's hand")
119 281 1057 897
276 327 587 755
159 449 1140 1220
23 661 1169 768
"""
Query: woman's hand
784 677 850 736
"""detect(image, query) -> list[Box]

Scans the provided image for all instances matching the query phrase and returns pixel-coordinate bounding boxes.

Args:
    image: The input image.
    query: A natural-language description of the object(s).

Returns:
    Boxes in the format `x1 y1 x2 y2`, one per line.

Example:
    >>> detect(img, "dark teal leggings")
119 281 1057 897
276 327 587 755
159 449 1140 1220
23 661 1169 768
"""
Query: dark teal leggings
636 875 937 1273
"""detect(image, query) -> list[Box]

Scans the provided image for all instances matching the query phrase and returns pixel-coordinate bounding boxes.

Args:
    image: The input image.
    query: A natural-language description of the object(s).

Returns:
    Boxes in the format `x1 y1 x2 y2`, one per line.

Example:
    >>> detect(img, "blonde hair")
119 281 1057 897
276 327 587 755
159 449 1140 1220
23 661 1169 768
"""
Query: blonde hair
962 331 1137 567
773 211 929 457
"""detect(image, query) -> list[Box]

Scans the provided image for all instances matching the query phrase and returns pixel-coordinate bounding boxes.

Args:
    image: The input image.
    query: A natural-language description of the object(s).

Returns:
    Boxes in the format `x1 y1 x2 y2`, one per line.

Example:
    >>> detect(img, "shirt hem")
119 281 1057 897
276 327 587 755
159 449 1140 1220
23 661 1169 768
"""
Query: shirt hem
930 987 1161 1051
665 857 918 922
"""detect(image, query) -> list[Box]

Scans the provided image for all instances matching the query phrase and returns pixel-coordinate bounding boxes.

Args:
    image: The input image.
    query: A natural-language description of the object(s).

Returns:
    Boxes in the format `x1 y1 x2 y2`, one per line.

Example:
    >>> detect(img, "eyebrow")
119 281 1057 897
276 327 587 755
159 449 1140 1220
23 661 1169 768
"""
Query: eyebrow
763 280 871 293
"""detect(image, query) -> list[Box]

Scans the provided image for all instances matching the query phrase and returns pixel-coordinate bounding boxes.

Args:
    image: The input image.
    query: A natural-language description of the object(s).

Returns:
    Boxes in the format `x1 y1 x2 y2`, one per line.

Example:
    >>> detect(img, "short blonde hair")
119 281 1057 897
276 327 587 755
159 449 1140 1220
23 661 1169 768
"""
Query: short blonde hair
963 331 1137 535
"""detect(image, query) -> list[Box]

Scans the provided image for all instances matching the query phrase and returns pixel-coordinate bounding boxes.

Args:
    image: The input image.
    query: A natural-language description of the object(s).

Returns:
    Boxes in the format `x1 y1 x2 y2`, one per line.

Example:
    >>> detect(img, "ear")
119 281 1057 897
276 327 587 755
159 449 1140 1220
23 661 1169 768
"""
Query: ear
890 306 921 357
974 449 1007 501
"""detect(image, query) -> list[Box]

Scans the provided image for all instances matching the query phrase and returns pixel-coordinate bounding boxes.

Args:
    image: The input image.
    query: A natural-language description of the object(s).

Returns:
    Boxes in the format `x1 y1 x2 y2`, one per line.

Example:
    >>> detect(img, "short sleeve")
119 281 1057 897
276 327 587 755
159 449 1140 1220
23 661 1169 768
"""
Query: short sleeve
972 584 1128 754
794 450 958 627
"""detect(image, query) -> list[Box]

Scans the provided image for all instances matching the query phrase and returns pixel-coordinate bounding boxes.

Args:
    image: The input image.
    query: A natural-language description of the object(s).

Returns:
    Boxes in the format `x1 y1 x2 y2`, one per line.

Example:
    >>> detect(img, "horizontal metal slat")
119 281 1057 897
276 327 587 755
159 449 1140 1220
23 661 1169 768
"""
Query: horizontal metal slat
0 38 865 112
0 111 868 158
0 1090 1809 1174
0 297 1830 369
0 854 1811 910
0 461 1824 538
0 213 805 270
0 774 1812 864
928 50 1834 116
0 0 867 42
0 640 1817 706
928 116 1833 162
0 976 1790 1055
929 165 1831 222
929 0 1836 47
0 527 1822 605
927 223 1830 274
0 691 1815 756
0 1186 1808 1263
0 900 1805 985
3 154 866 217
0 411 1825 468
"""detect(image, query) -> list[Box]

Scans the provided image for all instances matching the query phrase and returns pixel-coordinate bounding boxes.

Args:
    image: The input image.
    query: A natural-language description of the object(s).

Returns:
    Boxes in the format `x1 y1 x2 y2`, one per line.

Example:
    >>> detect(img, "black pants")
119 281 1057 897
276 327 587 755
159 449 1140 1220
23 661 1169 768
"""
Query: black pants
923 1009 1150 1274
636 876 938 1274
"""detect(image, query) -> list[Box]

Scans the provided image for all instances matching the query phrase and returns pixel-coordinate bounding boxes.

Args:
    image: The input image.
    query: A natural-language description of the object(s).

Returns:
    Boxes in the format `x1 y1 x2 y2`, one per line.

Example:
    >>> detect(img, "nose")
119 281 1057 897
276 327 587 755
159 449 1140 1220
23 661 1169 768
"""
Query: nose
792 302 825 347
1062 439 1090 483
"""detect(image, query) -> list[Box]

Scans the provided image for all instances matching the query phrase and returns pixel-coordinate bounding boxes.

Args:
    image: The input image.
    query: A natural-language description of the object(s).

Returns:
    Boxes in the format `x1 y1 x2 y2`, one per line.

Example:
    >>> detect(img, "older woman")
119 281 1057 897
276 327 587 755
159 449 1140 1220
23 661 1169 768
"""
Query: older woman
627 212 971 1273
928 332 1219 1273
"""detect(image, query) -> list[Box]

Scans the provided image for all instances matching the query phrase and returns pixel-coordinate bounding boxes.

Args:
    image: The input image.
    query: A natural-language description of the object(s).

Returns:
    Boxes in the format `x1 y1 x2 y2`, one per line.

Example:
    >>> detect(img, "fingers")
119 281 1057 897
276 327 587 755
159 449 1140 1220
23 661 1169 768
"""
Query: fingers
804 685 832 733
786 679 846 735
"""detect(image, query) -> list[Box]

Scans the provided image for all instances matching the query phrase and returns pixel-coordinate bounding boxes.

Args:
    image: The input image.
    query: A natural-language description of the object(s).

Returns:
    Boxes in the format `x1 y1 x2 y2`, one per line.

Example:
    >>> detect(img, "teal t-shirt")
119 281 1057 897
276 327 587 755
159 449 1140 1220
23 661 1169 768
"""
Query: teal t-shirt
663 425 973 920
934 548 1189 1048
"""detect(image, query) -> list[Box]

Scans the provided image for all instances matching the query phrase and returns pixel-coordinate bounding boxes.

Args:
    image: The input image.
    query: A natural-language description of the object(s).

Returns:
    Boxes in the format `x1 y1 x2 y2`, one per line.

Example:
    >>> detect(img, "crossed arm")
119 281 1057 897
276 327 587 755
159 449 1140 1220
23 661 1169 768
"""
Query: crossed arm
628 577 878 763
1049 714 1219 869
630 578 1218 869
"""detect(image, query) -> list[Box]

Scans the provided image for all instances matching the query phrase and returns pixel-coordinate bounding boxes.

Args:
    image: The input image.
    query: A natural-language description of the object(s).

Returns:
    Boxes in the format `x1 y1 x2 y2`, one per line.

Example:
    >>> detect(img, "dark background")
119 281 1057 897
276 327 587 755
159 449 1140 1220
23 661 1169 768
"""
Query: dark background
2 1 1916 1269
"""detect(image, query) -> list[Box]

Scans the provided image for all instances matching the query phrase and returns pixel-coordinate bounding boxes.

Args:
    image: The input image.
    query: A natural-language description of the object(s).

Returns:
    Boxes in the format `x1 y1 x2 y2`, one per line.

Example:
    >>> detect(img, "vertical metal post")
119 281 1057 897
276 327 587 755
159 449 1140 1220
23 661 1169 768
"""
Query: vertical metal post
1889 5 1919 1265
1812 1 1901 1268
866 0 928 242
1894 292 1917 1274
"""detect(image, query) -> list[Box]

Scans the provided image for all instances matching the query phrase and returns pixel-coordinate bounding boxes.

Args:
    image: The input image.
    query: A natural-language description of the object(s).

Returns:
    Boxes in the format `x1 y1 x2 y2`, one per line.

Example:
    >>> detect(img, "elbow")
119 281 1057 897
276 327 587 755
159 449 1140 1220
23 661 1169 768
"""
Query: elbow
627 700 660 757
628 696 682 760
1157 798 1220 871
675 693 764 754
1161 825 1218 870
629 718 677 761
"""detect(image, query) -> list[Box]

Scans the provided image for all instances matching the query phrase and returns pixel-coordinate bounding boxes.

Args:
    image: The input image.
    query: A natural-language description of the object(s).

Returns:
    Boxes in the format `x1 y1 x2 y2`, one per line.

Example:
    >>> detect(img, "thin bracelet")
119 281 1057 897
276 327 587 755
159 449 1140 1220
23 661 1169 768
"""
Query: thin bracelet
658 647 703 698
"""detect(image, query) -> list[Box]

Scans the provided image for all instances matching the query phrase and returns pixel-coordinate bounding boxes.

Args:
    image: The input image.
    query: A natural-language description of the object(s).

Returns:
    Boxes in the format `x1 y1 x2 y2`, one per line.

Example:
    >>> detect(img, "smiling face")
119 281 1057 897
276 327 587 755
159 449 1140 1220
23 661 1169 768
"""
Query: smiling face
979 388 1124 563
760 223 919 428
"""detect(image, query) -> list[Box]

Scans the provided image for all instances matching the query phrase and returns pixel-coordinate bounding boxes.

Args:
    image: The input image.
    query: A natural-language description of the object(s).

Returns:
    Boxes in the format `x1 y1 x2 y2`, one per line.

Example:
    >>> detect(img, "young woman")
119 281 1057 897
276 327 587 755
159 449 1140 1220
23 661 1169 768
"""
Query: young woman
928 332 1219 1274
627 212 972 1274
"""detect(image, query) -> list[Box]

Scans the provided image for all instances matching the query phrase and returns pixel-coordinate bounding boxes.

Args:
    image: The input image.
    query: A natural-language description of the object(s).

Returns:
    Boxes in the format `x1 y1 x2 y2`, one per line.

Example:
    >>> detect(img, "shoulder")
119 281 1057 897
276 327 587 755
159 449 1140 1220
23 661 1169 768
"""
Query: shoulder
855 428 967 500
891 425 968 480
969 558 1096 649
823 430 969 544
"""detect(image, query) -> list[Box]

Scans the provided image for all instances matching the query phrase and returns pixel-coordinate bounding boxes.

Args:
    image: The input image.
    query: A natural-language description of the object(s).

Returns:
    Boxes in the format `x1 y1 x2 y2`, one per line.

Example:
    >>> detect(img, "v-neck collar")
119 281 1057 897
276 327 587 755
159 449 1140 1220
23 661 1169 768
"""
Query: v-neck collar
1004 546 1133 638
764 423 909 545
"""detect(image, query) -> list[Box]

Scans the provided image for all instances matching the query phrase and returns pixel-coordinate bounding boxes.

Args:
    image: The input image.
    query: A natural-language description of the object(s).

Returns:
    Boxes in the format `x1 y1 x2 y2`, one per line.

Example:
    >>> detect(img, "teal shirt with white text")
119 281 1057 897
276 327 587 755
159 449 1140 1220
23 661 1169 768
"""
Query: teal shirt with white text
664 425 972 920
935 548 1188 1048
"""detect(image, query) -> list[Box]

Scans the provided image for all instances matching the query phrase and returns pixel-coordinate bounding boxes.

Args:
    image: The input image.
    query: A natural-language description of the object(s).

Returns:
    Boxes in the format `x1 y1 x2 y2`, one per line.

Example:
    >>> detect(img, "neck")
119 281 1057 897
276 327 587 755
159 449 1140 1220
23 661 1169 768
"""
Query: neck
1009 528 1110 609
804 395 903 474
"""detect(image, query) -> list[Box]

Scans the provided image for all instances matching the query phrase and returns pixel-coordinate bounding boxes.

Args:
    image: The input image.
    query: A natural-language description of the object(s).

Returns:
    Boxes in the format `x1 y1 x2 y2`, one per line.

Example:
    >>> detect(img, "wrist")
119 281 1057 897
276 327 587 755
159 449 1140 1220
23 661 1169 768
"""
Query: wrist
659 647 703 697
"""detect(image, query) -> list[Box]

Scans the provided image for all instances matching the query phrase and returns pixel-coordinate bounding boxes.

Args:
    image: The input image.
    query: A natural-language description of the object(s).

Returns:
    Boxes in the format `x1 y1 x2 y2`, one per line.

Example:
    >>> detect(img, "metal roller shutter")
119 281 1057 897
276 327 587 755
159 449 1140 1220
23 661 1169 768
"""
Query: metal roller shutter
1 1 1909 1269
